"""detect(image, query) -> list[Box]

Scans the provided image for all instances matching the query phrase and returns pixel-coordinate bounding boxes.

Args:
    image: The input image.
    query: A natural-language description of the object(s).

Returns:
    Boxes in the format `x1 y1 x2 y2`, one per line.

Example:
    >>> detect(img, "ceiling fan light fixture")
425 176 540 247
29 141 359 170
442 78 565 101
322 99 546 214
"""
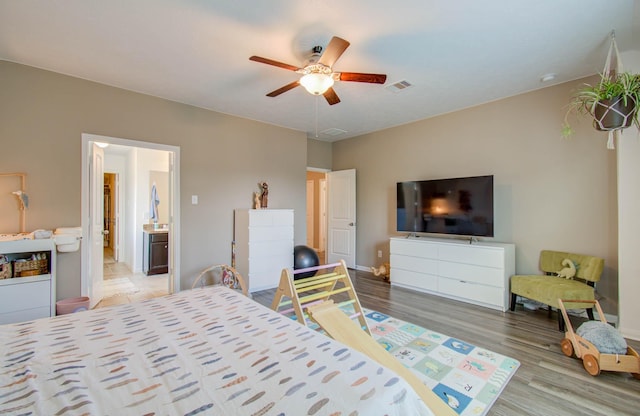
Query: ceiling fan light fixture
300 73 334 95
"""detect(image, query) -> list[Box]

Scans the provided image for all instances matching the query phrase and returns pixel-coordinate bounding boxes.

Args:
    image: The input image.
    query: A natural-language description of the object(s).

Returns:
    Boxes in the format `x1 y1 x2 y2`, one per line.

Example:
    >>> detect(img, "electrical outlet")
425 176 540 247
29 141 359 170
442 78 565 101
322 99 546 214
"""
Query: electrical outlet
377 250 382 258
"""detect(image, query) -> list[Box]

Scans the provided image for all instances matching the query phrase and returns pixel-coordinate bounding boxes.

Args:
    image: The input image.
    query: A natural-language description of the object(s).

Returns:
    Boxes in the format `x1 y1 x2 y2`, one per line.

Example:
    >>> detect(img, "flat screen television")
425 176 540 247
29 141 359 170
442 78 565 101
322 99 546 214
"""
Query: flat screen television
396 175 494 237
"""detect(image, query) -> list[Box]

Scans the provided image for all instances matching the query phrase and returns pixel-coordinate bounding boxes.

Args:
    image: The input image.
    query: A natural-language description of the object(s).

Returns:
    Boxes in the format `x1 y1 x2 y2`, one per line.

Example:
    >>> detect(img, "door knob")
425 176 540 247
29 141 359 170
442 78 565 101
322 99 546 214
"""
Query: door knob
349 222 355 226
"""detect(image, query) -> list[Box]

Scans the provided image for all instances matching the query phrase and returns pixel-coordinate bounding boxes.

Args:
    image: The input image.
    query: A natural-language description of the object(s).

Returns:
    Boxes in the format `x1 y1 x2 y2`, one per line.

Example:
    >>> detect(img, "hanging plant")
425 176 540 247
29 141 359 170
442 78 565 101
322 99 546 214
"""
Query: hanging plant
562 72 640 137
561 32 640 149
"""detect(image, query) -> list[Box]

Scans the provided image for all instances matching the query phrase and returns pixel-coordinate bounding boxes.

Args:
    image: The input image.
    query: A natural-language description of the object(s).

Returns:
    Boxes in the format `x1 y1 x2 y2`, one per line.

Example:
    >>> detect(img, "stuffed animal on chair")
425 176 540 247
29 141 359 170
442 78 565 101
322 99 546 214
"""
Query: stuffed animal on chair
556 258 577 279
371 262 390 282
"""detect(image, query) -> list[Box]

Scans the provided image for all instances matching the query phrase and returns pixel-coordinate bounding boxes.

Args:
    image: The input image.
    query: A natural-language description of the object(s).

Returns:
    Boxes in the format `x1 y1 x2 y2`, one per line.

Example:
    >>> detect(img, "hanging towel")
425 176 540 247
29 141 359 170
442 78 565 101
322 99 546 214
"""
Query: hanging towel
150 183 160 222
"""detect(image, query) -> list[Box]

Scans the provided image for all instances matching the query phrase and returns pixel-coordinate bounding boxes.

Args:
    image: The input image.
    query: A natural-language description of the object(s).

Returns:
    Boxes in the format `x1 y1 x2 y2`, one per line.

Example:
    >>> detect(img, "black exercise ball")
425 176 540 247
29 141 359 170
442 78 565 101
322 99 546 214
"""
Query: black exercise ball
293 245 320 279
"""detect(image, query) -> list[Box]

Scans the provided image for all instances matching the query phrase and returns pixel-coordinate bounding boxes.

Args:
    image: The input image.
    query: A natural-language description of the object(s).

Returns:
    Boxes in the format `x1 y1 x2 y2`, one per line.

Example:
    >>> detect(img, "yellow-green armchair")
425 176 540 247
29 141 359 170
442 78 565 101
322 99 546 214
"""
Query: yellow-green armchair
510 250 604 331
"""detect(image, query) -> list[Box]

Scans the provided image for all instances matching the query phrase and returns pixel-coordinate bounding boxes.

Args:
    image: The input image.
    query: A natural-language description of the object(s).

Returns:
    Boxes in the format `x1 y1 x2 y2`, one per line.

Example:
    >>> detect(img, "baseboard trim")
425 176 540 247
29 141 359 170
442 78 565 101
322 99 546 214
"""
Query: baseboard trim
619 325 640 341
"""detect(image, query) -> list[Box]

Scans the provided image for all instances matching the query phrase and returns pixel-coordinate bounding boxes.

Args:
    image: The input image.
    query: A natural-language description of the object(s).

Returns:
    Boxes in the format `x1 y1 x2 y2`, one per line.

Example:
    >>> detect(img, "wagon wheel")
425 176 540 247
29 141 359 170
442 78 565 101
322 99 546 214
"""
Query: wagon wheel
560 338 574 357
583 354 600 376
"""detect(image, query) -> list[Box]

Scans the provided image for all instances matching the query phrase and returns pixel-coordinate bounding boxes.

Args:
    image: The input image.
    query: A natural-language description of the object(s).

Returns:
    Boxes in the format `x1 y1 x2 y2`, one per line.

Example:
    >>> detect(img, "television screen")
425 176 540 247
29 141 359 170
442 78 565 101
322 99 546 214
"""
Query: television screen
396 175 494 237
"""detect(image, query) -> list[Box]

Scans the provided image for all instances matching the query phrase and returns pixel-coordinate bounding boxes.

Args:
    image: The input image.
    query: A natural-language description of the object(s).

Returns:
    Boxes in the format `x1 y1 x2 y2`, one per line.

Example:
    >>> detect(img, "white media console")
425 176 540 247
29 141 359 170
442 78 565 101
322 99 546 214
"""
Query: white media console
390 236 515 312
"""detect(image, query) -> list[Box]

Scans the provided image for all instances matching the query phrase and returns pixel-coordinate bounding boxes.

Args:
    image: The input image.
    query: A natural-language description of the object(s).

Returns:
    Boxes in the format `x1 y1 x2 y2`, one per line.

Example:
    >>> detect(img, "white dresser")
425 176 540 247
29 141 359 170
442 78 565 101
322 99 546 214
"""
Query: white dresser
0 238 57 324
390 237 515 311
234 209 294 293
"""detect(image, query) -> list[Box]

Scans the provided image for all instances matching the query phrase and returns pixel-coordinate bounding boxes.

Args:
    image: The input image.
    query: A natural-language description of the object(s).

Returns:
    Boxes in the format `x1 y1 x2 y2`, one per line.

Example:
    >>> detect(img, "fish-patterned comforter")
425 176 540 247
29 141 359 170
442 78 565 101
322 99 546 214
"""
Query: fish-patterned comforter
0 286 434 415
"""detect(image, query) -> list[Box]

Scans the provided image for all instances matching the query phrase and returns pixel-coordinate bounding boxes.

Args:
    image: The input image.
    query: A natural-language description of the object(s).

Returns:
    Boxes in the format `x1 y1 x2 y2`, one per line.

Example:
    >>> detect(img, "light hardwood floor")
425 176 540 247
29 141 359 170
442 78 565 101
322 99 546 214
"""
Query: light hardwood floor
252 270 640 416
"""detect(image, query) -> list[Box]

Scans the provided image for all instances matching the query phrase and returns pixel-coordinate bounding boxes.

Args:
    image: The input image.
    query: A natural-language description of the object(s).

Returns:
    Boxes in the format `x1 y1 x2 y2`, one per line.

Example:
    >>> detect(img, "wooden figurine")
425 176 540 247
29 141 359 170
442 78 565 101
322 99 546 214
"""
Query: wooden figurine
371 262 390 283
258 182 268 208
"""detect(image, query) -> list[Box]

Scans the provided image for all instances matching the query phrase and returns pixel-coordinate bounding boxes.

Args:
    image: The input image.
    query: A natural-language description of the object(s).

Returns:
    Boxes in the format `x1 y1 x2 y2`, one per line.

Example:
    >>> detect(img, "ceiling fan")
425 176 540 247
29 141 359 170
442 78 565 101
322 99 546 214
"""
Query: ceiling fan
249 36 387 105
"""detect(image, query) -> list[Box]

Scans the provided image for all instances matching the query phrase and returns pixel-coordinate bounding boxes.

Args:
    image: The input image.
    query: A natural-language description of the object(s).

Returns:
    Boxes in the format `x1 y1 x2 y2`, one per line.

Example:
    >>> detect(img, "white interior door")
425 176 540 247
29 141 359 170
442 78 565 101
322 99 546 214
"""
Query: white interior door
327 169 356 267
89 143 104 307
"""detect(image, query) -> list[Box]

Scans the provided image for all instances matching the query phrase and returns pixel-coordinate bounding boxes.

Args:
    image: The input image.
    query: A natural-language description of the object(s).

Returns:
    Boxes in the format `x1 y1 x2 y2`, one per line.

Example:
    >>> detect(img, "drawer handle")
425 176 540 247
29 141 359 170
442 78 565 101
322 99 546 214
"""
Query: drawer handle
164 245 168 249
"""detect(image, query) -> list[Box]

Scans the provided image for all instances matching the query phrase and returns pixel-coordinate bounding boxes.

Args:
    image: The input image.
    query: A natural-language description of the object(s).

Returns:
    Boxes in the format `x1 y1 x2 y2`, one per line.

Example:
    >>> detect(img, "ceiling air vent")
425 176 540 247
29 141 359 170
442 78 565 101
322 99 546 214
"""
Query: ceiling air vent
385 80 413 93
320 128 347 137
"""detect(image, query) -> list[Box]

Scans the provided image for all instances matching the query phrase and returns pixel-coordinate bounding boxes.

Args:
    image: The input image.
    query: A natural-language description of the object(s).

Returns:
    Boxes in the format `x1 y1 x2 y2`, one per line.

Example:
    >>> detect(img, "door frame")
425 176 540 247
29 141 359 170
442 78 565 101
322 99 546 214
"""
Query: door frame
81 133 181 300
88 143 105 307
307 168 330 254
318 178 327 253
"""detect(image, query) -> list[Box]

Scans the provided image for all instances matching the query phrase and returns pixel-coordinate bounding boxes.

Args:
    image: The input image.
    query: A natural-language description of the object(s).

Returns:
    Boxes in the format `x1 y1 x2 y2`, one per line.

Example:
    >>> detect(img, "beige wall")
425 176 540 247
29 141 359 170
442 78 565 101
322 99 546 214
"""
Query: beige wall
332 78 619 308
307 138 332 169
0 61 308 296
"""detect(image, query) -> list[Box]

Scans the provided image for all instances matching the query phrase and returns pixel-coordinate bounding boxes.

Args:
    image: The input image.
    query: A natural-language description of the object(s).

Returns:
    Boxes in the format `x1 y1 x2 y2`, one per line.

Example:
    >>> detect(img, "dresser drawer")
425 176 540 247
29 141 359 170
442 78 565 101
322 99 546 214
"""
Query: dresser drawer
0 279 51 314
438 277 504 310
390 239 438 259
391 254 438 274
249 226 294 241
438 261 505 287
248 210 293 226
391 268 438 292
248 241 293 258
0 306 51 325
438 244 504 268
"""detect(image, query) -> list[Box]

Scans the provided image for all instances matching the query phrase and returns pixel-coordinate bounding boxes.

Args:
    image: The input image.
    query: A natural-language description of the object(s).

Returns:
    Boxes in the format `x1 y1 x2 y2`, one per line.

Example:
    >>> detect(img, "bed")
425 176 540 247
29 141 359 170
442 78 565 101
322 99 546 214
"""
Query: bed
0 285 434 415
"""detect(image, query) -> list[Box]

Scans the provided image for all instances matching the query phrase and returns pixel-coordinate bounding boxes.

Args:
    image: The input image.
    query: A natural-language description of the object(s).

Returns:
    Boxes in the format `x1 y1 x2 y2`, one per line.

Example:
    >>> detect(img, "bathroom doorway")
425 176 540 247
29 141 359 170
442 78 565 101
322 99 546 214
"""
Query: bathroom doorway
81 134 181 308
306 169 327 264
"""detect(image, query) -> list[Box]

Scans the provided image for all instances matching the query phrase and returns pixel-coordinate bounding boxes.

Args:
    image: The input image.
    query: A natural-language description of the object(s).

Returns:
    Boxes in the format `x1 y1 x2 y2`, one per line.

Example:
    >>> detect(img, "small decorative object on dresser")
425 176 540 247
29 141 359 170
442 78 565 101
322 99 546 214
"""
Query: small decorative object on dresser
258 181 268 208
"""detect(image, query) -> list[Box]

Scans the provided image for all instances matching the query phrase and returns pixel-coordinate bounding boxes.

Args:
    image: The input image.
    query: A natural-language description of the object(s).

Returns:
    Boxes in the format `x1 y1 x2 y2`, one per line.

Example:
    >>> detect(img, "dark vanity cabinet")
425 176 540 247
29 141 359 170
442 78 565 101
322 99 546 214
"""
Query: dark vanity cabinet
143 231 168 275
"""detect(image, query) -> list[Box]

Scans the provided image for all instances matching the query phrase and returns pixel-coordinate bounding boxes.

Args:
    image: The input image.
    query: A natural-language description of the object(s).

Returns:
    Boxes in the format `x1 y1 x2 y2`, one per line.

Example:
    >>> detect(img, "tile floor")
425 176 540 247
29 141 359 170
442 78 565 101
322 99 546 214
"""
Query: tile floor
96 247 169 308
96 248 325 309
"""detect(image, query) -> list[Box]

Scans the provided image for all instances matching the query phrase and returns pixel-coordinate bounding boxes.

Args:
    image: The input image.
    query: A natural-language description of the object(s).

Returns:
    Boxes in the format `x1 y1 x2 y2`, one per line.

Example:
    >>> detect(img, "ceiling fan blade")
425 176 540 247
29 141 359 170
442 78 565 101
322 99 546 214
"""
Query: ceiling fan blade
249 56 300 72
266 80 300 97
338 72 387 84
318 36 350 67
323 87 341 105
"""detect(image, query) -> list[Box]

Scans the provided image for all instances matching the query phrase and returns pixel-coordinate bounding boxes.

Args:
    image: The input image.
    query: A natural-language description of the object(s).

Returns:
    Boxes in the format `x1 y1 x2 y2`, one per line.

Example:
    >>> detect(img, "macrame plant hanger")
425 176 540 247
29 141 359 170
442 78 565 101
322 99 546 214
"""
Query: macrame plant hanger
595 31 627 150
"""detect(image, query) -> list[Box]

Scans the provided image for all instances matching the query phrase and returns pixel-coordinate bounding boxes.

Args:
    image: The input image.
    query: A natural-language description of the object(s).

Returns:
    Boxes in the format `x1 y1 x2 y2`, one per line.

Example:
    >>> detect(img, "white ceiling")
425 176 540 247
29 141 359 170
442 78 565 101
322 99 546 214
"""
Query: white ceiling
1 1 638 142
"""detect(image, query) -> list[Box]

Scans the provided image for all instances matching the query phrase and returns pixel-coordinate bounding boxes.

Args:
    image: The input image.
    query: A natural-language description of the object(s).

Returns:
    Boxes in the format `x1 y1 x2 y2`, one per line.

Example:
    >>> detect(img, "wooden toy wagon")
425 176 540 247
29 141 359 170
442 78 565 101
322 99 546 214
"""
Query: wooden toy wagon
558 299 640 378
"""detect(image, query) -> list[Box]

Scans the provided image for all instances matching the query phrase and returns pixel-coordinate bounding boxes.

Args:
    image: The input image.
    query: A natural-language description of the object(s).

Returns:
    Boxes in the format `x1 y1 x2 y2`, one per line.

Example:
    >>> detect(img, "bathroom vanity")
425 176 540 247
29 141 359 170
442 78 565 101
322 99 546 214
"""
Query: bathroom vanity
143 226 168 275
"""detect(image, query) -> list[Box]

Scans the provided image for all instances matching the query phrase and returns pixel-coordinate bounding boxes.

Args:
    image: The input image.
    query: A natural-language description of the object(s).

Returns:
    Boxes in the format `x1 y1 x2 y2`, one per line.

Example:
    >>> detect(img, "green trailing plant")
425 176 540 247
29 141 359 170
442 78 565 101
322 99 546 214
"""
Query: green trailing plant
562 72 640 137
